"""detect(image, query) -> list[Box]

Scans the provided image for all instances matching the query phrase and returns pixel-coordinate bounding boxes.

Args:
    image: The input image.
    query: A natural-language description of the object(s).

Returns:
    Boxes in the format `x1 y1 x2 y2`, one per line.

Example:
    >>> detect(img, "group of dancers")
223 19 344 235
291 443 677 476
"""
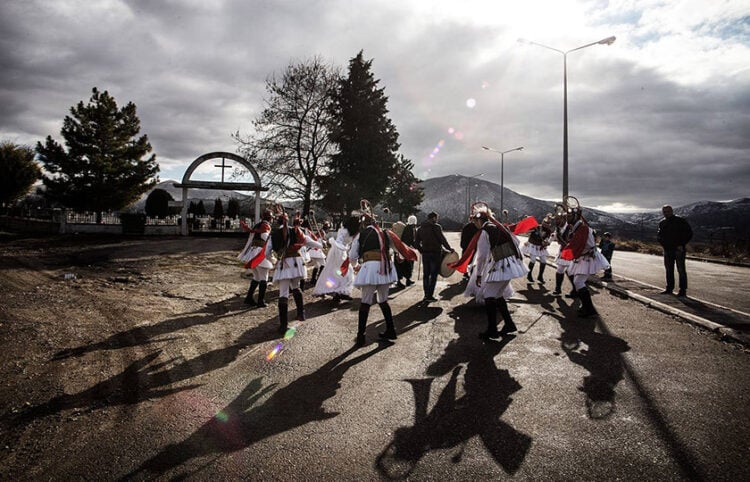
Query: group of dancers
237 197 610 346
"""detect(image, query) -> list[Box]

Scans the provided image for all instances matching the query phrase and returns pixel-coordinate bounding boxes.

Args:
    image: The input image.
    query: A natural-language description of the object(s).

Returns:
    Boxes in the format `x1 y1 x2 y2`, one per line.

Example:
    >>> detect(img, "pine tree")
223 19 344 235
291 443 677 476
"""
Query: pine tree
0 141 41 205
144 188 173 218
196 200 206 215
383 155 424 220
213 198 224 218
320 51 400 216
226 198 240 219
36 88 159 220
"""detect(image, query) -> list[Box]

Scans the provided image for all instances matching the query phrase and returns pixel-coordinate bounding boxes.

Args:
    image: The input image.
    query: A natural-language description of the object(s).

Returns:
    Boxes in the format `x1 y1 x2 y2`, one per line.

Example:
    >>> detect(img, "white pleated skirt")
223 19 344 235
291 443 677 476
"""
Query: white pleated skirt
566 250 611 276
521 243 549 259
273 256 307 280
354 259 398 287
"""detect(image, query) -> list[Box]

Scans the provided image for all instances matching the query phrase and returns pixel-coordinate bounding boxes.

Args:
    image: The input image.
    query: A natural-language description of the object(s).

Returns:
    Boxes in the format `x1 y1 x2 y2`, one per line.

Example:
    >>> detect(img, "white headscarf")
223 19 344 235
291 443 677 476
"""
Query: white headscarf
407 215 417 225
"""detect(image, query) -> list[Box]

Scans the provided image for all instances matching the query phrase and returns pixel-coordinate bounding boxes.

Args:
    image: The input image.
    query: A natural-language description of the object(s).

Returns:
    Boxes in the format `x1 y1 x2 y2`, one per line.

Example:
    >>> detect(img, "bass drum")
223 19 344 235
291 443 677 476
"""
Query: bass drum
440 251 459 278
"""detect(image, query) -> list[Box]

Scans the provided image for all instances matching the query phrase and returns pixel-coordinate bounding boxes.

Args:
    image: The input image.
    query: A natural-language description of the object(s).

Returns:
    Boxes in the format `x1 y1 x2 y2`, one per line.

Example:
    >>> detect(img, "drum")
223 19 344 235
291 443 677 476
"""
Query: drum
440 251 459 278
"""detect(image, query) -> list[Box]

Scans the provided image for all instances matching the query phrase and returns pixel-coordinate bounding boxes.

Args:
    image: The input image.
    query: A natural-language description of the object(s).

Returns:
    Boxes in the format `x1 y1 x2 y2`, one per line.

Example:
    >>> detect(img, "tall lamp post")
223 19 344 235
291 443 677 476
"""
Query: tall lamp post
482 145 524 214
456 172 485 219
518 36 615 201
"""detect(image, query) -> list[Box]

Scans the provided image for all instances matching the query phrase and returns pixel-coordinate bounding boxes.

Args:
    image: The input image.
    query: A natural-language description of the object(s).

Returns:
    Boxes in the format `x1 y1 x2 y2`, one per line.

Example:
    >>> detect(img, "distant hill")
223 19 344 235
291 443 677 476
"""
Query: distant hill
133 177 749 243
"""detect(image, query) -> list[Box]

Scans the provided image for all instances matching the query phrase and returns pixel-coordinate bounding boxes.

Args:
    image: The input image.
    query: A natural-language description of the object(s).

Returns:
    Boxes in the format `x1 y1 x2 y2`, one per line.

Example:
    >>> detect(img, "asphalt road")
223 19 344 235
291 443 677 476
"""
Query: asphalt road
3 232 749 480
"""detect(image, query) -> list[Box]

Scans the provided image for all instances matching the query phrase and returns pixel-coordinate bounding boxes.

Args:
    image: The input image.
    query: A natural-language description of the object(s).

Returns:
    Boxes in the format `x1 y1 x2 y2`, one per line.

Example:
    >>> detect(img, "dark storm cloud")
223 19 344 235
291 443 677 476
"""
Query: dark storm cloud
0 1 747 210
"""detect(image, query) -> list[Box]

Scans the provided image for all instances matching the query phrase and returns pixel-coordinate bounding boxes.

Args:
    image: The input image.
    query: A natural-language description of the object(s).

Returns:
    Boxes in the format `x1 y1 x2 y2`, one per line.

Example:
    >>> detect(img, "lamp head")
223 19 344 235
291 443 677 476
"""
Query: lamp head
599 36 616 45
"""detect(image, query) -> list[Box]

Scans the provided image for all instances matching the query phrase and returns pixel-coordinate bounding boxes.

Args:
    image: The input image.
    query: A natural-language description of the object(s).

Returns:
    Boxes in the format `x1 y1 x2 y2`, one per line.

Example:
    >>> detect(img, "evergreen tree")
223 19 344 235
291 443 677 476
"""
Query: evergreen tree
320 51 400 216
226 198 240 219
144 188 173 218
196 200 206 215
213 198 224 218
0 141 41 205
188 200 198 215
382 155 424 220
36 87 159 221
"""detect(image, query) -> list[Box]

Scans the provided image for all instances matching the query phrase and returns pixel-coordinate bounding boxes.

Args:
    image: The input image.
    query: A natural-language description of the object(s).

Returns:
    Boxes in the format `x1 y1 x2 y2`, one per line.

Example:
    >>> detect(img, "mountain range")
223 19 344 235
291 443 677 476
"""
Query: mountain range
140 178 749 243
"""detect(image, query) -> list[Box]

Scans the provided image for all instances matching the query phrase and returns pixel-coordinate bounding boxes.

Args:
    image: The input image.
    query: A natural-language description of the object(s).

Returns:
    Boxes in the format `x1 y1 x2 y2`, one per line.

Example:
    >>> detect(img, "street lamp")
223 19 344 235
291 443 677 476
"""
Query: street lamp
518 36 615 201
482 146 524 213
455 172 485 219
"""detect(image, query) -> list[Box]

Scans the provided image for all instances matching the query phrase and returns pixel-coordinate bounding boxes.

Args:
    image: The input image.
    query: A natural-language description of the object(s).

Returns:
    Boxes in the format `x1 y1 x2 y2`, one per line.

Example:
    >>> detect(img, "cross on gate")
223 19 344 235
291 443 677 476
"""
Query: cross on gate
214 157 232 183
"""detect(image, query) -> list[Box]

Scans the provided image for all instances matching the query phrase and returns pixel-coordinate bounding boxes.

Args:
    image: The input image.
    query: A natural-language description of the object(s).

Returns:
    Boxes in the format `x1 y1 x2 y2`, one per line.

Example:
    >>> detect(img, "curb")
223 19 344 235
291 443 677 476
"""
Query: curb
589 277 750 348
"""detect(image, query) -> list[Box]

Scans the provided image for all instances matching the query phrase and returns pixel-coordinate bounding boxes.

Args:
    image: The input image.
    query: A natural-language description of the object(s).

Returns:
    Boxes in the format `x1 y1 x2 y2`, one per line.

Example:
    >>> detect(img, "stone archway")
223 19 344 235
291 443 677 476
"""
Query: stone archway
174 152 268 235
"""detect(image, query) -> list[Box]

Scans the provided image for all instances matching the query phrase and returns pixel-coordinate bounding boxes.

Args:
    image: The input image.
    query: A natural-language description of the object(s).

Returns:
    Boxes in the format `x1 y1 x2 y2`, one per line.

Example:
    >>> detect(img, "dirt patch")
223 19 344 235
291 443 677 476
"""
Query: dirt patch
0 234 255 478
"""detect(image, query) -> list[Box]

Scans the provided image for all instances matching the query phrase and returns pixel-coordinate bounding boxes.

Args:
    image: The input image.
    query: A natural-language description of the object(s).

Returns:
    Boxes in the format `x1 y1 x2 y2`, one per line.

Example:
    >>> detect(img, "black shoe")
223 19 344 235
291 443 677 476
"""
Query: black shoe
379 330 397 341
565 291 579 299
396 281 406 289
355 334 365 347
256 300 267 308
479 330 501 340
660 289 673 295
499 324 518 335
405 279 415 286
278 325 288 335
552 289 562 296
677 290 686 297
577 307 598 318
244 297 257 306
425 296 438 302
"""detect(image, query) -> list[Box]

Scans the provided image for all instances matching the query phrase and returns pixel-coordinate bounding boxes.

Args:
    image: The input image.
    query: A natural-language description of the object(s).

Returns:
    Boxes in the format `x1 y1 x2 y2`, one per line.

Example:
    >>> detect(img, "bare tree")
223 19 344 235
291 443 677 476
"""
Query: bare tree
234 57 339 213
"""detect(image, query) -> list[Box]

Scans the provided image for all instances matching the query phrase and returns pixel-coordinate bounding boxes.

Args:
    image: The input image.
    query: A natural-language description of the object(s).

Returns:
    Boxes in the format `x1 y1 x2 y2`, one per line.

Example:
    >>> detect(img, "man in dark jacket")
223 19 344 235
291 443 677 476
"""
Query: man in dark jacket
415 212 454 302
657 205 693 297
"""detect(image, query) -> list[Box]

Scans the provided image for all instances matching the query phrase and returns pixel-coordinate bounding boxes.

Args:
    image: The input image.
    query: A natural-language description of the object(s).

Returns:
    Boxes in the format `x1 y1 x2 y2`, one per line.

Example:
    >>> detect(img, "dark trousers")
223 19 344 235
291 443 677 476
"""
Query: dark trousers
422 251 441 298
396 259 414 281
663 249 687 291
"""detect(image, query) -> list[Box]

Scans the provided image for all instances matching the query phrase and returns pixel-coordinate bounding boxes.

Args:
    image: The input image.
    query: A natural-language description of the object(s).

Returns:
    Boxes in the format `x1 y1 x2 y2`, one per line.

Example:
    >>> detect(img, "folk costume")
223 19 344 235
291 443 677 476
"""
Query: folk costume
521 217 553 284
302 219 327 287
238 210 274 307
349 200 417 347
313 217 359 300
266 209 323 334
551 211 575 297
452 203 528 338
559 199 610 317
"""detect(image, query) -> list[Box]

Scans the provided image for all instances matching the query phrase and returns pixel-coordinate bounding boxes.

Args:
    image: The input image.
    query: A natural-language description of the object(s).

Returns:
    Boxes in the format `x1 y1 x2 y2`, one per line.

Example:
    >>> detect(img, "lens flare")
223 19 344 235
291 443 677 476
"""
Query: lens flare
215 411 229 422
326 278 336 288
466 98 476 108
266 342 284 361
283 327 297 341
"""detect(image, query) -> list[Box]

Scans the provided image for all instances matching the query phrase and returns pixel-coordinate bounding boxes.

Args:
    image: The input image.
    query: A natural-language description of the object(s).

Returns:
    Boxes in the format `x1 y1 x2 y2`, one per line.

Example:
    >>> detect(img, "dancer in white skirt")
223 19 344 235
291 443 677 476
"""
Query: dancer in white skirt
348 200 417 347
521 216 553 284
238 209 274 307
559 202 610 317
301 218 327 288
313 216 360 301
266 209 323 334
551 211 574 297
467 203 528 339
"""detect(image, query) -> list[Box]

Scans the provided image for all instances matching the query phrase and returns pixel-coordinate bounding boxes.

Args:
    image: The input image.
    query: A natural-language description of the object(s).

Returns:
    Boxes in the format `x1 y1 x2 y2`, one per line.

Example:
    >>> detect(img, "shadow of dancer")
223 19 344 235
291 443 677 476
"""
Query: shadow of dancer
558 317 630 419
126 344 388 480
376 305 532 479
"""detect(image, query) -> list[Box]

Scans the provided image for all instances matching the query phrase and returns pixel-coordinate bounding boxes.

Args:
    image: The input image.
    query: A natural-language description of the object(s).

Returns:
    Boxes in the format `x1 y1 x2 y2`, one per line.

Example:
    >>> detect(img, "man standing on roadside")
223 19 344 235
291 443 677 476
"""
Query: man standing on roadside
657 204 693 297
415 211 454 302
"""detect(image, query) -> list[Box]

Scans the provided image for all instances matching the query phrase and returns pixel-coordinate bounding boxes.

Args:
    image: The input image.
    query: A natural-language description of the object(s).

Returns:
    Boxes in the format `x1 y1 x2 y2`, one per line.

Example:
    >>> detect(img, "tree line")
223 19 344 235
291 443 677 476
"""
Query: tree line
2 50 424 222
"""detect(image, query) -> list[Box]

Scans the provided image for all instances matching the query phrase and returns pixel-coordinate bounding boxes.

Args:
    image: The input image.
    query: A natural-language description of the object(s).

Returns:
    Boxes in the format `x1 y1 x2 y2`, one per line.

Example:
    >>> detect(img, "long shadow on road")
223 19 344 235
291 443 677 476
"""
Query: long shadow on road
124 344 389 480
376 303 532 479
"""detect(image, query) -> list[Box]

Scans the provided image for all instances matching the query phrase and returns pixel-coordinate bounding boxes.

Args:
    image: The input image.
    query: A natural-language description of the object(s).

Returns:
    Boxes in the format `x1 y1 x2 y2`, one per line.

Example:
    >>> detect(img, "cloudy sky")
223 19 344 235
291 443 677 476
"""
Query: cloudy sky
1 0 748 211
